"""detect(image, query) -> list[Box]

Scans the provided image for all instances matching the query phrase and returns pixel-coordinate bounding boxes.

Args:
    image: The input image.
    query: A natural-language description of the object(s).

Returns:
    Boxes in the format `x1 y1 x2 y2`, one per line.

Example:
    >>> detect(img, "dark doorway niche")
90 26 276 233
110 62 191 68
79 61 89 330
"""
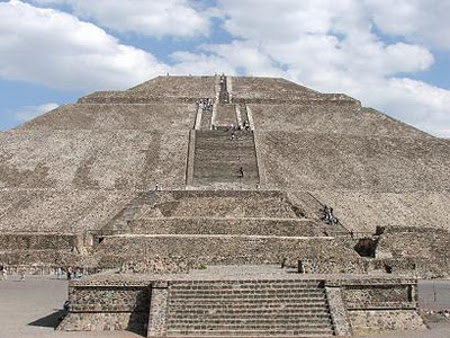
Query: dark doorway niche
98 237 104 244
354 238 377 258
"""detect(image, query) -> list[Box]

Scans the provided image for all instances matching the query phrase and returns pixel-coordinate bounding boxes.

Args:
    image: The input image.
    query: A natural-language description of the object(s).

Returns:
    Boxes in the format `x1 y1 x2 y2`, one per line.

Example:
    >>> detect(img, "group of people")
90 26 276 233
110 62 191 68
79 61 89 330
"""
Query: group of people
56 266 83 280
0 265 25 281
322 205 338 225
196 98 212 111
228 121 251 140
0 265 83 281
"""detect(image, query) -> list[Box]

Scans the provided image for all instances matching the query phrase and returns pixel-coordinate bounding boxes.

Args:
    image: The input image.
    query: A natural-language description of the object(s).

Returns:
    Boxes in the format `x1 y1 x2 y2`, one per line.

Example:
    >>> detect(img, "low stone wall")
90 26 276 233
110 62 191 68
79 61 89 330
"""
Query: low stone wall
94 235 364 274
128 218 321 237
330 277 426 335
59 281 151 334
300 258 367 275
0 248 98 268
0 233 74 250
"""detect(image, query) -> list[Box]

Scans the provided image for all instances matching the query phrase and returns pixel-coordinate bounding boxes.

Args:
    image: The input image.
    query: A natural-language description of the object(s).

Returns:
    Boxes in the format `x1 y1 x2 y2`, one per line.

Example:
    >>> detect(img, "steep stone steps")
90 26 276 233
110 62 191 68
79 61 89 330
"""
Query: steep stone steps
193 167 258 180
200 109 212 130
193 130 259 185
166 280 334 337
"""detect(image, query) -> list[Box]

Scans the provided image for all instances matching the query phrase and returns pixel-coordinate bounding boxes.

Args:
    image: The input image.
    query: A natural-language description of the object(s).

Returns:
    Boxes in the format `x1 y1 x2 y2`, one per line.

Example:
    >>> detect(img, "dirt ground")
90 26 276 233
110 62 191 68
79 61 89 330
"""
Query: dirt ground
1 275 450 338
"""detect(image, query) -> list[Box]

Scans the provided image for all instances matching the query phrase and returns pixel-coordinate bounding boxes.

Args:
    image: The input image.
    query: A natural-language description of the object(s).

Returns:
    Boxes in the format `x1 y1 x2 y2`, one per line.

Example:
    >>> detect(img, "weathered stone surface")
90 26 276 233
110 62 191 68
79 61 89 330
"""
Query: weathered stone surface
325 286 352 336
349 309 426 334
147 284 169 337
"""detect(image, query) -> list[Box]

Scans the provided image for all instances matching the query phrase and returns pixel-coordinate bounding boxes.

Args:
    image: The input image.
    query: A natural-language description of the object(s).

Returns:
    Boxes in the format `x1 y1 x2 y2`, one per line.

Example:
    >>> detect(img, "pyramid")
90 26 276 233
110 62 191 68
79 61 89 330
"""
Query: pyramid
3 74 447 336
0 75 449 273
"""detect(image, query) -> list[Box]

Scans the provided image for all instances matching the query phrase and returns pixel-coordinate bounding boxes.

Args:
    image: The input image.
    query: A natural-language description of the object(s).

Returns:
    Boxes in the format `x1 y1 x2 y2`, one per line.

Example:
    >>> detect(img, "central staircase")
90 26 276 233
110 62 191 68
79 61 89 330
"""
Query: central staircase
193 130 259 186
166 279 334 337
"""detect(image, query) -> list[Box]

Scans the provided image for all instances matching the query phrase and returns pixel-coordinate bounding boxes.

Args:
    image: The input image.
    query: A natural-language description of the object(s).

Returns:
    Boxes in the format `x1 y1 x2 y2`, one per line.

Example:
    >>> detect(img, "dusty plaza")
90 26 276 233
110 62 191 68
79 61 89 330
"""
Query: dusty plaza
1 75 450 337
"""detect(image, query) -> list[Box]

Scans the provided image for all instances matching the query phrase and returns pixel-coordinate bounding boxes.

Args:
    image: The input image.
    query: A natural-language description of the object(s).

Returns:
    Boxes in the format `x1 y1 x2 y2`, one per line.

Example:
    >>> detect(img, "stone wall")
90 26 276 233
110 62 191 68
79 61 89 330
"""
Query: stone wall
370 226 450 277
60 280 151 333
69 285 150 312
349 310 425 335
93 235 364 274
0 233 74 250
105 190 305 230
128 218 322 237
0 249 92 267
333 277 426 335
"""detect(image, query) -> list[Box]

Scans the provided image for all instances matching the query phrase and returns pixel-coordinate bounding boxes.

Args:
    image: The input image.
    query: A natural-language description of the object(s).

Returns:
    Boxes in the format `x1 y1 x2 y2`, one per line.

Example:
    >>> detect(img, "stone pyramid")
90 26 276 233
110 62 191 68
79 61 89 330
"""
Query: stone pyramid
0 75 449 276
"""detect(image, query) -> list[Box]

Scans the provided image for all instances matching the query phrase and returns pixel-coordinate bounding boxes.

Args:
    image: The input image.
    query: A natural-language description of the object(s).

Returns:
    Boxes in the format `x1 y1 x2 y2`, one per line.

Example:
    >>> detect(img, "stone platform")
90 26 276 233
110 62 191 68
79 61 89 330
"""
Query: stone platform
59 266 425 337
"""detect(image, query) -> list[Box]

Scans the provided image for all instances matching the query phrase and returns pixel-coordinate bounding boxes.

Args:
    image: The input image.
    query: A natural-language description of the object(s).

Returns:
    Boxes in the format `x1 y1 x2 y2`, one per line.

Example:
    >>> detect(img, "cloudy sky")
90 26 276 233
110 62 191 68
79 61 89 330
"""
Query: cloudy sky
0 0 449 137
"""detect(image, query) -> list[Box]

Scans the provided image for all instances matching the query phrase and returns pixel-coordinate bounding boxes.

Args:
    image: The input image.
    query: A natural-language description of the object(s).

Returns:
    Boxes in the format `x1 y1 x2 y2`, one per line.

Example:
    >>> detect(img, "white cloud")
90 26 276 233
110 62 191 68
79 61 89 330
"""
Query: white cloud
364 0 450 49
169 51 236 76
189 0 448 137
31 0 210 38
14 102 59 122
0 0 168 90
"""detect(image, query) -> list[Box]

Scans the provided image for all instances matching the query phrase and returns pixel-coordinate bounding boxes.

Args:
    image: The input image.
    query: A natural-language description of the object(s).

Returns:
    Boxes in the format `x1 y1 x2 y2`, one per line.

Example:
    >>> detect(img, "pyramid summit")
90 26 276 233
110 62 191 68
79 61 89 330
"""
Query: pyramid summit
0 75 449 336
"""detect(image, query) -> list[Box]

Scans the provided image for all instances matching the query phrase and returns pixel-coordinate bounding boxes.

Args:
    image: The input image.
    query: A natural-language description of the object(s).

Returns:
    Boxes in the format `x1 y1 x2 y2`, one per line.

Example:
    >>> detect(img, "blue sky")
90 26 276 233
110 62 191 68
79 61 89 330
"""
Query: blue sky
0 0 449 137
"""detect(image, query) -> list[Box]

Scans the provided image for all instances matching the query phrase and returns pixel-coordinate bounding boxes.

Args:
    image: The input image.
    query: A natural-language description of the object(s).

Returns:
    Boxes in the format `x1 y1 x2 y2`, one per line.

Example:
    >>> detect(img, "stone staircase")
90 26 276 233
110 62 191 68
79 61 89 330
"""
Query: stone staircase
193 130 259 186
165 279 334 337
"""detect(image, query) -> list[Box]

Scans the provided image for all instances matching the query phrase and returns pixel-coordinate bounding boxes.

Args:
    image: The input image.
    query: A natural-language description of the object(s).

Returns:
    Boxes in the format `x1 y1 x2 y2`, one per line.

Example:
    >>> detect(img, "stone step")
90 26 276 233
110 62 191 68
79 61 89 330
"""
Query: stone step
195 142 255 149
193 171 259 179
171 282 323 289
196 135 254 142
197 131 252 137
194 161 257 169
170 290 325 297
170 303 328 310
168 311 331 319
168 314 331 321
192 178 259 186
169 294 325 302
194 151 257 160
170 304 328 312
171 289 324 294
170 287 324 294
171 287 324 293
194 167 258 178
193 172 258 180
194 158 257 167
166 328 333 337
170 303 329 310
168 323 332 331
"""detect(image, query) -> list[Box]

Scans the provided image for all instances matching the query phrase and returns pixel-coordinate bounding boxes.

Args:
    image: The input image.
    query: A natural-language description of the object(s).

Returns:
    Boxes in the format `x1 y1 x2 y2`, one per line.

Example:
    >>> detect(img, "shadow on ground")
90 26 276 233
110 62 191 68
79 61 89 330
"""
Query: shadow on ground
28 310 66 329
